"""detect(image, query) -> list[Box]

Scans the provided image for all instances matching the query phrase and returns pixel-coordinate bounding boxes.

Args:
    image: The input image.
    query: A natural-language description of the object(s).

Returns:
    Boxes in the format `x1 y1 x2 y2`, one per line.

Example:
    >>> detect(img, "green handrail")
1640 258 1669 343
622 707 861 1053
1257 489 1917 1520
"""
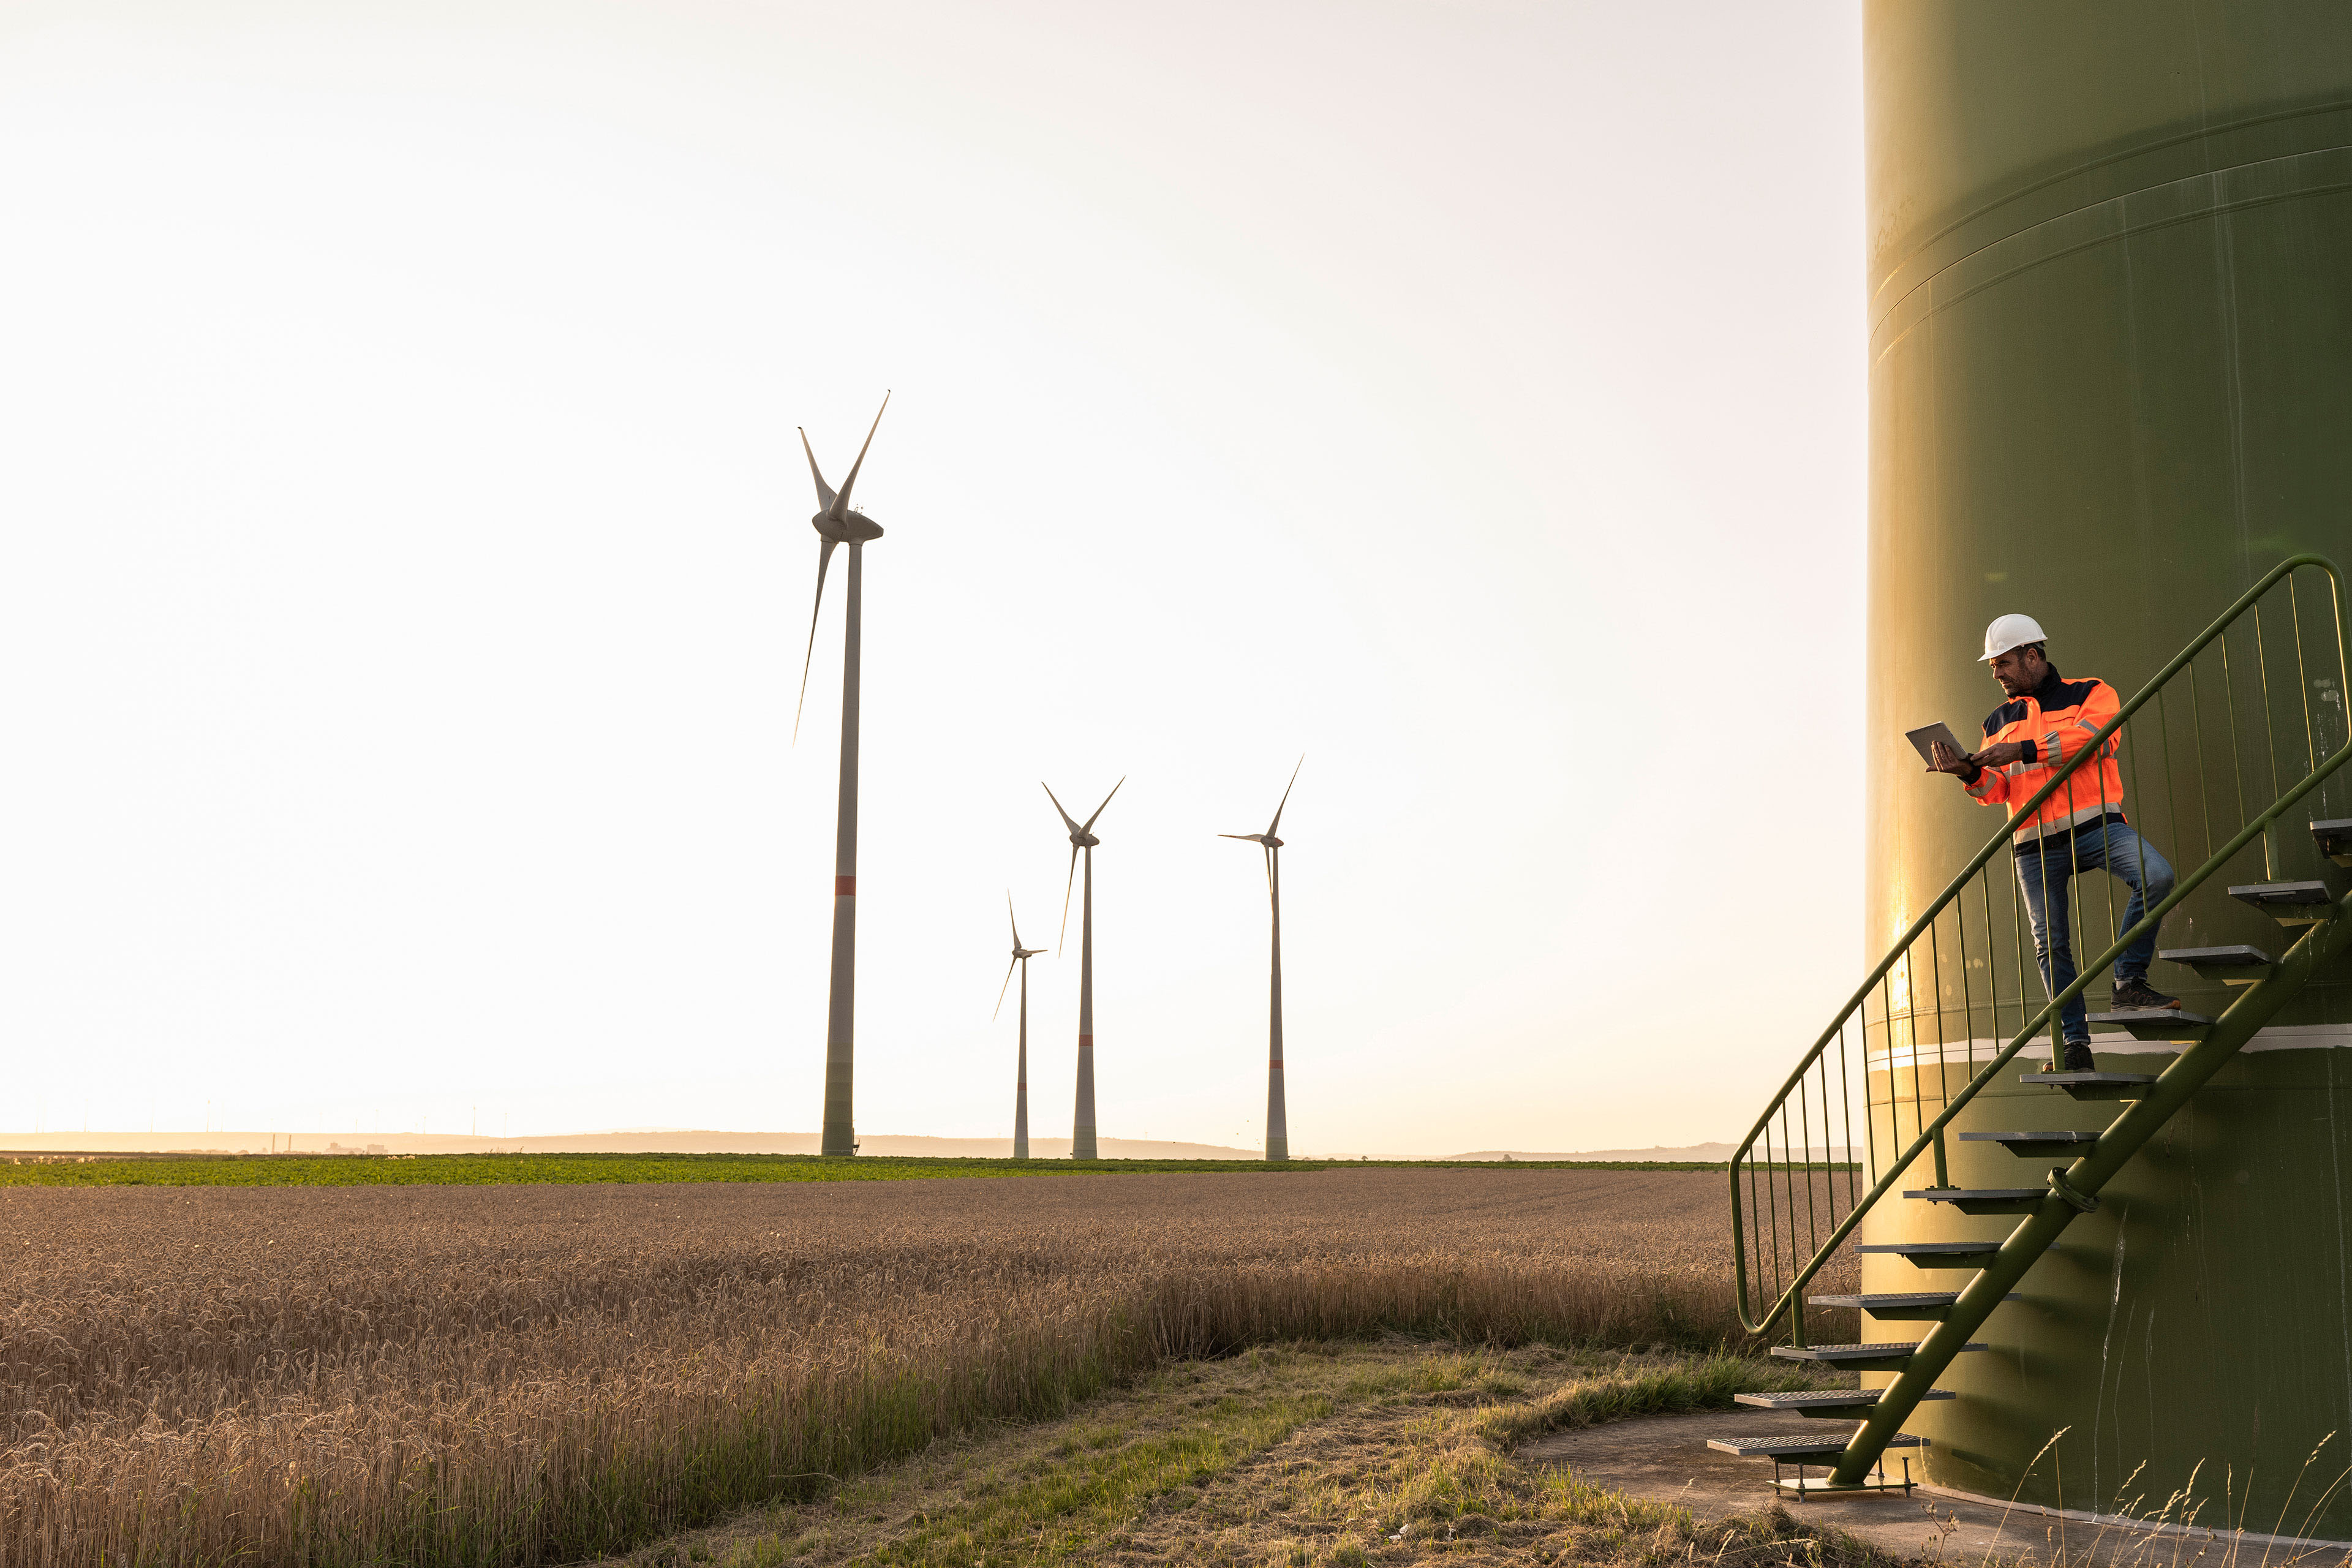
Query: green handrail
1730 552 2351 1338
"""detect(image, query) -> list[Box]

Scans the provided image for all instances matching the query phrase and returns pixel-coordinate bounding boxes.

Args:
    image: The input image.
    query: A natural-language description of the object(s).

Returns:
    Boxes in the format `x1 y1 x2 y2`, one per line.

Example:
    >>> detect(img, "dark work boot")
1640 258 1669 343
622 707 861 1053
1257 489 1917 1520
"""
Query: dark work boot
2040 1041 2098 1073
2111 977 2180 1011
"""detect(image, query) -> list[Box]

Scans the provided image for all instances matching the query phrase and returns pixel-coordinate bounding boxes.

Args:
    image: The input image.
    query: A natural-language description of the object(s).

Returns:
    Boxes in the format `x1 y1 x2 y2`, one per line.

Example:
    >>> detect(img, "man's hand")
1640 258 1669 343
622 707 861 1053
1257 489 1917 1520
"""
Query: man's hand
1973 741 2029 768
1928 739 1978 777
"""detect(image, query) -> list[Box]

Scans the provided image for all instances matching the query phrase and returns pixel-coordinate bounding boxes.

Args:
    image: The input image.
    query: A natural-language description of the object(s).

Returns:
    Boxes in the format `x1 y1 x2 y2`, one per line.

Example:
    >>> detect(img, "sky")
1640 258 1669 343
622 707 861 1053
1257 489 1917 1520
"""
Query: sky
0 0 1866 1156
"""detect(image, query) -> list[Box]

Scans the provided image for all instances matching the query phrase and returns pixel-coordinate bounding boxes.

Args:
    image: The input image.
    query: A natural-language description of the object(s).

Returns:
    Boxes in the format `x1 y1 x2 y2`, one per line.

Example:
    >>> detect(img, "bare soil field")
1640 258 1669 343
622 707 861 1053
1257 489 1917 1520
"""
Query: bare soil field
0 1167 1855 1567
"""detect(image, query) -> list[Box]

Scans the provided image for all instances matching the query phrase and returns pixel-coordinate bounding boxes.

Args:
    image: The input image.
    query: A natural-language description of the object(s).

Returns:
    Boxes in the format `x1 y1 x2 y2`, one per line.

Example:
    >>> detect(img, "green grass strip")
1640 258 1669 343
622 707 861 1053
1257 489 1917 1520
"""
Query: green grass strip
704 1351 1826 1568
836 1389 1333 1567
1473 1354 1815 1448
0 1152 1739 1187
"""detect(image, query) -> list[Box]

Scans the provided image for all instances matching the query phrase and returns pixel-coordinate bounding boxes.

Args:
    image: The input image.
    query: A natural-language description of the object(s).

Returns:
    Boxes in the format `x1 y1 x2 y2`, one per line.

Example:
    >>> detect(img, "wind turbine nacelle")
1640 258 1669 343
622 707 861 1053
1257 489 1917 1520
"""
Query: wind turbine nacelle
812 510 885 543
1261 835 1283 850
1069 833 1099 848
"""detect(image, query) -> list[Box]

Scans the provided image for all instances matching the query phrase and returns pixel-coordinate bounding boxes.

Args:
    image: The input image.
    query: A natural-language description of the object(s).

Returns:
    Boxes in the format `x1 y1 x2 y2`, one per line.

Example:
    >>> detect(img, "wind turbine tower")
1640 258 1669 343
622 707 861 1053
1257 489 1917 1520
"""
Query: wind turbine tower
1222 759 1302 1163
995 895 1047 1160
794 394 891 1158
1044 778 1123 1161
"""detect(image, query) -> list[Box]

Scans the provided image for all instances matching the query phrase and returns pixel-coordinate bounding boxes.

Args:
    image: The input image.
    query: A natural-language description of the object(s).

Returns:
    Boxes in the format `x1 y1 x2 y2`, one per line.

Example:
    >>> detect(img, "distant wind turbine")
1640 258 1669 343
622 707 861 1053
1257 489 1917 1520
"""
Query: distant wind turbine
994 895 1047 1161
1044 777 1123 1161
1221 758 1302 1163
796 393 890 1159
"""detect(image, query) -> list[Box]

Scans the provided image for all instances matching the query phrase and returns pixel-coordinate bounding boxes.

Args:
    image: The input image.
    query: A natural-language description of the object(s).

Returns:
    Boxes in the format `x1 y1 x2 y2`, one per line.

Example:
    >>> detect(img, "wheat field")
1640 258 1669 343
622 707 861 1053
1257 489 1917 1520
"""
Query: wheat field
0 1167 1851 1566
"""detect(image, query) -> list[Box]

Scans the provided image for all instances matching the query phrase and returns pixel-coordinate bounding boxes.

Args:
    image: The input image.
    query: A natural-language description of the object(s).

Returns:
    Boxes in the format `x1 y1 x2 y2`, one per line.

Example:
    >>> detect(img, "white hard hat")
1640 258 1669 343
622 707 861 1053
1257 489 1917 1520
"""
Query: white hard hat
1980 612 2048 662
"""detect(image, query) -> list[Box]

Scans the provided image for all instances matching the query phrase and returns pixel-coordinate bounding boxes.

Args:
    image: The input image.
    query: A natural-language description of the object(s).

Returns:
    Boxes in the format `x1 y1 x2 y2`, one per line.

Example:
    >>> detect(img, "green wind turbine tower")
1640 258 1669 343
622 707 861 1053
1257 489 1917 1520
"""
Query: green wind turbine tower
793 393 890 1158
993 894 1046 1161
1221 758 1302 1163
1044 777 1123 1161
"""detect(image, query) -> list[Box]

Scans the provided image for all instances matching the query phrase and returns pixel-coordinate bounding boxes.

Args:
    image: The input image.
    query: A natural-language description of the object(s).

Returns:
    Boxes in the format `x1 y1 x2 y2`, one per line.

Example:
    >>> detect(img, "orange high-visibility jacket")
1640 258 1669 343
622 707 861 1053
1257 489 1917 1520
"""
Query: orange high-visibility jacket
1962 668 2128 840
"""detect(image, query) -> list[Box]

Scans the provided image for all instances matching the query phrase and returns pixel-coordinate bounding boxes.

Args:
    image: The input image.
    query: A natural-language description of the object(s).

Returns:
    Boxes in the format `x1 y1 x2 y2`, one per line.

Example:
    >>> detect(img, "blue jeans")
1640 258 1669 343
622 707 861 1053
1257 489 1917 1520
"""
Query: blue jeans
2013 820 2176 1045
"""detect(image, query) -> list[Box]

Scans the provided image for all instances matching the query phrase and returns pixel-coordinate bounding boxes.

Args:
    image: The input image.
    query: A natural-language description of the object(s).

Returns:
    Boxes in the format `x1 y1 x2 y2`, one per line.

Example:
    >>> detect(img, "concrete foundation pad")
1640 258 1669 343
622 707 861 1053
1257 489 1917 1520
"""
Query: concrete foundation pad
1522 1409 2352 1567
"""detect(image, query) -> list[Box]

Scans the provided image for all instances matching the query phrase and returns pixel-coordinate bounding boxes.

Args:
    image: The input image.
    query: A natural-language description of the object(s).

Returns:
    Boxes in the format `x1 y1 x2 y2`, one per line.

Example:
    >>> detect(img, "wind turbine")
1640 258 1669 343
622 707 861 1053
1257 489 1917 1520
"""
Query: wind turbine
1221 758 1302 1163
1044 777 1123 1160
795 393 890 1158
994 895 1047 1160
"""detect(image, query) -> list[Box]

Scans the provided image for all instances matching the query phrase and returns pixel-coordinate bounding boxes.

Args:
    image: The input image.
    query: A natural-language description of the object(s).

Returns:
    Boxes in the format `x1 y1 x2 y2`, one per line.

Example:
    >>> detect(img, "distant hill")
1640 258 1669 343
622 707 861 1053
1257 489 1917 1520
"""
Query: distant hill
1445 1143 1740 1164
0 1129 1260 1160
1443 1142 1856 1164
0 1130 1834 1165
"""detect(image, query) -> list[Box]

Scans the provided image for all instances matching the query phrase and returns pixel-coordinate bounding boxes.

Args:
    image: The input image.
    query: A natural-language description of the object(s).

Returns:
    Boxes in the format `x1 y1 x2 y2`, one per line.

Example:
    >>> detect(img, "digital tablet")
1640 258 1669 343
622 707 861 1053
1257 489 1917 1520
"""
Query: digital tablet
1905 722 1968 764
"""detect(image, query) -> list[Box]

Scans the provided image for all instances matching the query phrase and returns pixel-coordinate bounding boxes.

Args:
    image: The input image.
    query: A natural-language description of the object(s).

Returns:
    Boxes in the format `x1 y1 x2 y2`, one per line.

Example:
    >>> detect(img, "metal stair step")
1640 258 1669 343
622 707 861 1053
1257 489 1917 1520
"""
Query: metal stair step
2022 1070 2157 1100
1811 1291 2022 1320
2231 881 2337 925
2313 820 2352 867
2087 1008 2212 1041
1905 1186 2044 1214
1735 1389 1957 1419
2161 944 2276 986
1855 1240 2002 1269
1958 1129 2100 1156
1771 1341 1987 1371
1709 1433 1929 1460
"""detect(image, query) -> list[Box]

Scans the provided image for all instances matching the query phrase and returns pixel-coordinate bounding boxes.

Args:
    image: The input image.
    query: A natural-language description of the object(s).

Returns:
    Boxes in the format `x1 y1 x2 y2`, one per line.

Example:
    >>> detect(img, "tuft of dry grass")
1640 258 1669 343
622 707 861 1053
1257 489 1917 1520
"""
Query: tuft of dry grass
0 1168 1853 1566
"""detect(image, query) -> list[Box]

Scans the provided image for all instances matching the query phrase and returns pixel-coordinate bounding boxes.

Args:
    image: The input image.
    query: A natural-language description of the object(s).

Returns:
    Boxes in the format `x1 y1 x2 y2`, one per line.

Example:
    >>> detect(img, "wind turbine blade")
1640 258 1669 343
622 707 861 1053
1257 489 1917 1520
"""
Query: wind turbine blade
796 427 836 511
792 539 839 744
1057 845 1079 953
1218 833 1262 842
1007 890 1022 951
1267 755 1304 837
833 391 891 514
993 954 1017 1021
1264 843 1275 897
1080 775 1126 835
1041 782 1084 835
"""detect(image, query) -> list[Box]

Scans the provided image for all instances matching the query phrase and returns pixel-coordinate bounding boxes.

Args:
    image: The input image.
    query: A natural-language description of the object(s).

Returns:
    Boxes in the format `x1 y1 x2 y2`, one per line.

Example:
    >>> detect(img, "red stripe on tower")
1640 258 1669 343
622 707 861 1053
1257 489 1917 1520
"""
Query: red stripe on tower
835 876 855 896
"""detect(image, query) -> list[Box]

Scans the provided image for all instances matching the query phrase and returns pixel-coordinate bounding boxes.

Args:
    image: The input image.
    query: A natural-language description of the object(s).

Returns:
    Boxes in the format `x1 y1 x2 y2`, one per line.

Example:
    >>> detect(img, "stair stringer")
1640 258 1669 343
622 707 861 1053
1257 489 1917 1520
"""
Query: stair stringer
1827 892 2352 1488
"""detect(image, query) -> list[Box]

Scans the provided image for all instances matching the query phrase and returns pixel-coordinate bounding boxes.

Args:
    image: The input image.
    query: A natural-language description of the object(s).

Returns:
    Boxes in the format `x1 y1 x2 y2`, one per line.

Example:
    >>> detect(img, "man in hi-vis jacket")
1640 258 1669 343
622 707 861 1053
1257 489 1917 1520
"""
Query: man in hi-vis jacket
1926 614 2180 1074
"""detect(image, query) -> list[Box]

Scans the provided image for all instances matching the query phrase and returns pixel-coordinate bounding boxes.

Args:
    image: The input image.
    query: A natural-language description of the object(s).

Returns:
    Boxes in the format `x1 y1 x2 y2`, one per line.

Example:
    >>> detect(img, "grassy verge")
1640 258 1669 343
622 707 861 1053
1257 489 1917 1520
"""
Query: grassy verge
0 1153 1741 1186
597 1343 1880 1568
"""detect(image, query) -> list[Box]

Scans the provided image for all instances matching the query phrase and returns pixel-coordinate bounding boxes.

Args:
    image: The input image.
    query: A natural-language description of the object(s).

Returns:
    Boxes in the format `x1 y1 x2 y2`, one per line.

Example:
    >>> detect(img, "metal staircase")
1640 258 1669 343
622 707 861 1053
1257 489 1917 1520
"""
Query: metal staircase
1720 557 2352 1494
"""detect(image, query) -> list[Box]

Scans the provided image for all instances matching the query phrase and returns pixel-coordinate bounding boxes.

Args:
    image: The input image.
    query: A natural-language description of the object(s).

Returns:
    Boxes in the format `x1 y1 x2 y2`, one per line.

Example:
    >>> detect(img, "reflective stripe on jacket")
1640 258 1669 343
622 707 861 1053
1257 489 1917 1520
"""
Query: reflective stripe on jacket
1962 668 2127 839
